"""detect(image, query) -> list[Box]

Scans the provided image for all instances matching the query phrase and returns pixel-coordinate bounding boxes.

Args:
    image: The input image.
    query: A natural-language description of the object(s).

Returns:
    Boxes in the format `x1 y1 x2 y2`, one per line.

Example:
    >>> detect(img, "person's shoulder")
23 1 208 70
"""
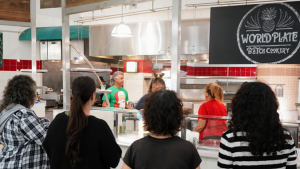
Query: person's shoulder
121 87 128 93
141 93 150 98
107 86 115 90
16 108 39 118
88 116 109 127
173 136 195 146
52 112 69 122
170 137 199 153
56 112 68 118
200 101 209 107
129 136 152 147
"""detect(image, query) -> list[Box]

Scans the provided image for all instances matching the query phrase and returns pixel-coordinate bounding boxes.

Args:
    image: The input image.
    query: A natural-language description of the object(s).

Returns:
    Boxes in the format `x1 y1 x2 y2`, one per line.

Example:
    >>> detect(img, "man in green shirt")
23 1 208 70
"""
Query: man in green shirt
102 71 132 109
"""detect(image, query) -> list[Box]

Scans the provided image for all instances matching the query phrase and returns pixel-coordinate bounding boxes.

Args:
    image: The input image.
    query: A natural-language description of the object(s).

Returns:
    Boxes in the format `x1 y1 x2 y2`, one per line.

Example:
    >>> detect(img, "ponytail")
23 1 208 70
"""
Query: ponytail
66 94 88 165
65 76 95 166
205 83 224 102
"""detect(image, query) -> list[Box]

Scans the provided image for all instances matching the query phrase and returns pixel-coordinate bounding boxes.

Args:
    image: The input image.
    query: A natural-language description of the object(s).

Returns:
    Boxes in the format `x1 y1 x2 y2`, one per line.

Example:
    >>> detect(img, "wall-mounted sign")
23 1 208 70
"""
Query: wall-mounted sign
210 2 300 64
126 61 138 73
0 33 2 67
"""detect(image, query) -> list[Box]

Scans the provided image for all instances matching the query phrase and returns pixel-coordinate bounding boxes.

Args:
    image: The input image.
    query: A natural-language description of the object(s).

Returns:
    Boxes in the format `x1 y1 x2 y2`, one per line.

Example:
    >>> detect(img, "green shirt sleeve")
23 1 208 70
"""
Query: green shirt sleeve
124 89 129 101
102 92 111 101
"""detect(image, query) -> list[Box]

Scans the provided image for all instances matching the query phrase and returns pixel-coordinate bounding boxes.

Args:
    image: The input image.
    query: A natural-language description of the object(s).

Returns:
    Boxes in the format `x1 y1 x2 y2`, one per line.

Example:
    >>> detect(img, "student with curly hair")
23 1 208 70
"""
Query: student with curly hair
218 82 297 168
194 83 227 140
122 90 201 169
0 75 50 169
43 76 121 169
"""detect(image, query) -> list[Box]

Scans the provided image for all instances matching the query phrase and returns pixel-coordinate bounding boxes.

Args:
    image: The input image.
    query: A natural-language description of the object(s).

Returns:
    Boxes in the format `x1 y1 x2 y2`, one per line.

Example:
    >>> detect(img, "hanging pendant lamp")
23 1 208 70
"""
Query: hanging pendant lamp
111 6 133 37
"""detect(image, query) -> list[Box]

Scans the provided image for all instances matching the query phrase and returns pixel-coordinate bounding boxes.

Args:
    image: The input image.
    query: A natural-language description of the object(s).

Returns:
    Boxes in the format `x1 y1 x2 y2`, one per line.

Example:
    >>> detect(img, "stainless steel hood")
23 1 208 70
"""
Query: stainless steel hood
89 20 210 56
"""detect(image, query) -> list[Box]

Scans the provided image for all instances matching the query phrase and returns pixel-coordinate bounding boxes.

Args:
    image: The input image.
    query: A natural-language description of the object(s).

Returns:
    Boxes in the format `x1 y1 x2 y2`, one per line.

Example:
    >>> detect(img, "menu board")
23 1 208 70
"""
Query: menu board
0 33 2 67
210 2 300 64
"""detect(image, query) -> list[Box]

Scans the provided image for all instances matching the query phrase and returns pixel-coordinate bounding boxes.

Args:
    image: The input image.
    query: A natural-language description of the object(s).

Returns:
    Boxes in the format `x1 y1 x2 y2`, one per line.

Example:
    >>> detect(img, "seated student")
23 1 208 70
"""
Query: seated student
0 75 50 168
43 76 122 169
218 82 297 168
122 90 202 169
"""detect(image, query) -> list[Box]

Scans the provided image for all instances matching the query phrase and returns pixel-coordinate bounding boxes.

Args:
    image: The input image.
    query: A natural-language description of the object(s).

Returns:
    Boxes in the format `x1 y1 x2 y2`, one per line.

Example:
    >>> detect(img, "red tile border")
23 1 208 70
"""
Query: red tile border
186 66 257 77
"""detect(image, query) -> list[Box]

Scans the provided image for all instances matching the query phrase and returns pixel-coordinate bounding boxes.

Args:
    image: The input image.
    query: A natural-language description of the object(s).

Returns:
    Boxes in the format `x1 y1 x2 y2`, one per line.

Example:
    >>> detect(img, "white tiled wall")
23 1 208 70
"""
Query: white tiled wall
123 73 152 102
257 64 299 111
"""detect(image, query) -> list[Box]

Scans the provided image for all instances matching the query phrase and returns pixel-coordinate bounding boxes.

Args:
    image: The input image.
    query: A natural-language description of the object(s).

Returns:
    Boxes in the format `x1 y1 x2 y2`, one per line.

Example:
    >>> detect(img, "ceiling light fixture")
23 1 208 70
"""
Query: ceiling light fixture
111 6 133 38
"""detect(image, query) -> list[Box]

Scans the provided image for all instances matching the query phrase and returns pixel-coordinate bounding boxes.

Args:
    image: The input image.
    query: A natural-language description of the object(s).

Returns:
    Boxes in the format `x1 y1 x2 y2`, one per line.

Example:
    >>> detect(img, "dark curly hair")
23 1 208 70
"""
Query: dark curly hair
143 90 183 137
229 82 289 156
0 75 36 112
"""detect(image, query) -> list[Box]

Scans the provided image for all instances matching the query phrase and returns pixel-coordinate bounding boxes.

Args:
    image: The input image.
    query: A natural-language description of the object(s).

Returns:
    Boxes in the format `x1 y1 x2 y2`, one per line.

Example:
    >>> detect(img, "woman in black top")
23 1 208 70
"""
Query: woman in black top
122 90 201 169
43 76 121 169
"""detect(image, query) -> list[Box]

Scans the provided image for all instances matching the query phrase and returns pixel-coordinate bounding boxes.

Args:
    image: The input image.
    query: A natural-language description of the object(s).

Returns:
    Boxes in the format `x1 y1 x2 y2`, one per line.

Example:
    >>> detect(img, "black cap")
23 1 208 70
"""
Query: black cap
99 76 105 82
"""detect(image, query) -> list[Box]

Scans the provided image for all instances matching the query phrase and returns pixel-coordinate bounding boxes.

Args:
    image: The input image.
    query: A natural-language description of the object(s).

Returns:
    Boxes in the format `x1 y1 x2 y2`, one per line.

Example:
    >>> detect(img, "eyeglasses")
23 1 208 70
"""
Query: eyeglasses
153 87 164 91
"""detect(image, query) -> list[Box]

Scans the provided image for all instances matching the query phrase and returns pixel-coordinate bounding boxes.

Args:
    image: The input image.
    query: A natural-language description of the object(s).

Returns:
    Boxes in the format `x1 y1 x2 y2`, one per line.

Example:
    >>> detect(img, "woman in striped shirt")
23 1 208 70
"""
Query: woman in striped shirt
218 82 297 169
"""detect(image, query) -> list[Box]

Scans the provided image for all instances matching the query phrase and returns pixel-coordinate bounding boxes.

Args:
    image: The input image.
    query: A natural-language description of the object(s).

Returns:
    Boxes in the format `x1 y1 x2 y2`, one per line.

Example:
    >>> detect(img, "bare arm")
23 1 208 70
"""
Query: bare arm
194 119 206 133
125 102 132 109
102 101 108 107
121 163 132 169
196 166 201 169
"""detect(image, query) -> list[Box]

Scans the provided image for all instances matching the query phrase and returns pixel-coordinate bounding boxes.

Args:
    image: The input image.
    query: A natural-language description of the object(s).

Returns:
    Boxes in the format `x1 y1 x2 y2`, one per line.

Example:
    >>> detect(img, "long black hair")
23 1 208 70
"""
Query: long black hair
66 76 95 165
229 82 288 156
0 75 36 112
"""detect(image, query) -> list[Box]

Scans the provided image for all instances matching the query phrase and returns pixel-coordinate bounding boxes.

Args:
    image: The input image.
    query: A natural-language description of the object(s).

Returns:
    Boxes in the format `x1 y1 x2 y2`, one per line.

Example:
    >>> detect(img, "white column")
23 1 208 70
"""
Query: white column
62 0 71 110
171 0 181 93
30 0 37 81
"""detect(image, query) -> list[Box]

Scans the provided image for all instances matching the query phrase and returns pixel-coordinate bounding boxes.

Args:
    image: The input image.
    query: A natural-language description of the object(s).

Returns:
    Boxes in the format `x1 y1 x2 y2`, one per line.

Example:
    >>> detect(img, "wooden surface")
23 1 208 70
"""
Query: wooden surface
66 0 107 8
0 0 30 22
40 0 61 9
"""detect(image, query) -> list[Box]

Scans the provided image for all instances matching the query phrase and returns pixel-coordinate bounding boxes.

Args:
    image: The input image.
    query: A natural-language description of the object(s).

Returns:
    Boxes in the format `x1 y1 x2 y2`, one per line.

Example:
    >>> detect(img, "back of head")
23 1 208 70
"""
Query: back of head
143 90 183 137
66 76 96 165
0 75 36 112
205 83 224 102
230 82 287 156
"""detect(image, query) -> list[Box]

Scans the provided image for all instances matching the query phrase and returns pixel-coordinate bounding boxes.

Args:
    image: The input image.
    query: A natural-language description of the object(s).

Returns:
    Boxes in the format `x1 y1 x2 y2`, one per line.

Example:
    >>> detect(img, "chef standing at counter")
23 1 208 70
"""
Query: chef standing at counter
194 83 227 140
102 71 132 109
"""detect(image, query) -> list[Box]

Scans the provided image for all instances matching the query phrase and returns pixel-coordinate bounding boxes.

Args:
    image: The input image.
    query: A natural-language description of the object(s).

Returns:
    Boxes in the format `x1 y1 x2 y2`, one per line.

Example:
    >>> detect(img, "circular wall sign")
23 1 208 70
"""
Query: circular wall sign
237 3 300 64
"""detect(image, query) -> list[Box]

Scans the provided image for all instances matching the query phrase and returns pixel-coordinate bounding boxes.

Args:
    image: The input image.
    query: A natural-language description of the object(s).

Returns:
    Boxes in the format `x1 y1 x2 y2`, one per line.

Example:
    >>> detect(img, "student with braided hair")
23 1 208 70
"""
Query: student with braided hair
194 83 227 140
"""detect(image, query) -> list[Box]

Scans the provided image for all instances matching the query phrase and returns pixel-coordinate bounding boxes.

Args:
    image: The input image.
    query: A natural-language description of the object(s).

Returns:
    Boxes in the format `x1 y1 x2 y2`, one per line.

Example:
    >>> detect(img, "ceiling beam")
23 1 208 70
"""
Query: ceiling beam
0 20 31 27
65 0 154 15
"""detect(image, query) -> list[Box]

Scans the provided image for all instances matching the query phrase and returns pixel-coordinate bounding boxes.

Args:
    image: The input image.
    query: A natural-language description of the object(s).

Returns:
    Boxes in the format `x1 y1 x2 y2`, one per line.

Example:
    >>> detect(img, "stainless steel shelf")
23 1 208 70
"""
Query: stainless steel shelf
144 76 257 80
96 89 112 94
20 69 48 73
37 86 47 89
65 68 112 73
